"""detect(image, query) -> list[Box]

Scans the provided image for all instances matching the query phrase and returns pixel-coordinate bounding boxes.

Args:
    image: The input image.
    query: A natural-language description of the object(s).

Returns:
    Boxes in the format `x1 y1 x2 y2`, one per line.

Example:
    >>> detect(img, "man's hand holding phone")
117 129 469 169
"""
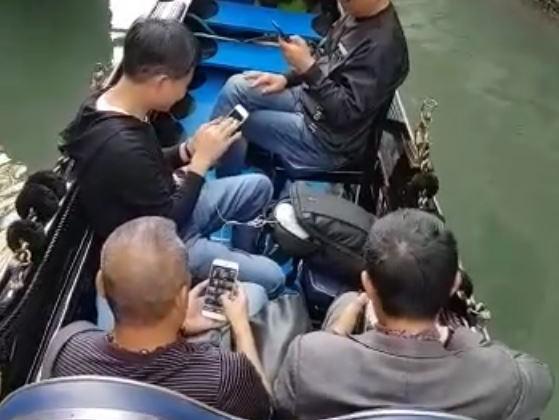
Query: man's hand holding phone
279 35 315 75
222 283 272 395
188 118 241 176
182 280 225 336
221 286 250 330
271 20 290 41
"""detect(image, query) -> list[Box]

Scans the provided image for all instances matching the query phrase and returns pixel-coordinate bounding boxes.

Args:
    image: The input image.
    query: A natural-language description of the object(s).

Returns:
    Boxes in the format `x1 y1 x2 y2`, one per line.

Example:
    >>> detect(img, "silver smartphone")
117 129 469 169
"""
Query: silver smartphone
227 104 249 129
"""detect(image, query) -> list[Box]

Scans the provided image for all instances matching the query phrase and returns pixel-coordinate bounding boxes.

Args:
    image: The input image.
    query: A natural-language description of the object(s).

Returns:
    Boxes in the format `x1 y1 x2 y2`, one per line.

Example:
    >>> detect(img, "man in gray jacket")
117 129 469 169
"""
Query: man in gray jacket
274 209 553 420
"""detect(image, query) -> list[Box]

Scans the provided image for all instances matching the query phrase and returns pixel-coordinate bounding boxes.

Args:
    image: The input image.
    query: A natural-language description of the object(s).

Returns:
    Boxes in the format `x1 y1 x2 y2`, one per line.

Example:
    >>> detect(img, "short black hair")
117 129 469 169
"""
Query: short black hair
364 209 458 320
122 18 199 82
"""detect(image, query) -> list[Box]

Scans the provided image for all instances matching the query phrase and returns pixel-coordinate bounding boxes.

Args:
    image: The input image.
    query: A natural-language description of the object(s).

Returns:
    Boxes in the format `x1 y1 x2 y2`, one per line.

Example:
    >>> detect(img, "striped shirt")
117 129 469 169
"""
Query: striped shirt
52 330 270 419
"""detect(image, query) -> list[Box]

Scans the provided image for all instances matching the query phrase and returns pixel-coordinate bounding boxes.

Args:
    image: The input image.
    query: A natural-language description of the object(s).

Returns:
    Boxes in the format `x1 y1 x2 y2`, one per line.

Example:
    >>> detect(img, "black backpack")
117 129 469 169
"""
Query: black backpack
272 182 375 282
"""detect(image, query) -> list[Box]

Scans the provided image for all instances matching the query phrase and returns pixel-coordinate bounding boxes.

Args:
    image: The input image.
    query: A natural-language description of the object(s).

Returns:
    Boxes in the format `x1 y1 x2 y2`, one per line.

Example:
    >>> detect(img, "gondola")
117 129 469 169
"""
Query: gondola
0 0 490 417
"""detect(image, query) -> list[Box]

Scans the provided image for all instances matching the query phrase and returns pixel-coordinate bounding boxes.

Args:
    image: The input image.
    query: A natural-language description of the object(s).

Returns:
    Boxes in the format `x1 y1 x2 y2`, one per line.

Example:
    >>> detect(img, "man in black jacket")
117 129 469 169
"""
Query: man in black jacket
211 0 409 177
59 19 285 298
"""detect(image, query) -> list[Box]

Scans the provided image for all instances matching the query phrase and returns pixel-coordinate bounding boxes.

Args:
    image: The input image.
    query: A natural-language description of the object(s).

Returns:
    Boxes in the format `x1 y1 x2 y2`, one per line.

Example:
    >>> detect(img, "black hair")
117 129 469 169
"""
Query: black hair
364 209 458 320
122 18 199 82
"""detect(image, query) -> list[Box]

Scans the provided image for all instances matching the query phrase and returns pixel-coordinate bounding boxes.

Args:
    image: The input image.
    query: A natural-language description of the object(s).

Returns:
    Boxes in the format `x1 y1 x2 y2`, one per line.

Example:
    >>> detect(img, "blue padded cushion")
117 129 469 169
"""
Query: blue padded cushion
207 1 320 40
179 68 229 135
323 410 473 420
202 38 288 74
0 376 230 420
0 377 474 420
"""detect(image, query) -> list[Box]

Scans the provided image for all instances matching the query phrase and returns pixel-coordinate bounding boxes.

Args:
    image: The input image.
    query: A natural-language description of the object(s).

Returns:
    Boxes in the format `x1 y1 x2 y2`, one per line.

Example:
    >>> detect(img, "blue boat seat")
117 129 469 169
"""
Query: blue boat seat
198 35 288 74
0 376 475 420
0 376 230 420
192 0 320 40
324 409 474 420
248 97 395 207
278 96 394 181
179 68 229 135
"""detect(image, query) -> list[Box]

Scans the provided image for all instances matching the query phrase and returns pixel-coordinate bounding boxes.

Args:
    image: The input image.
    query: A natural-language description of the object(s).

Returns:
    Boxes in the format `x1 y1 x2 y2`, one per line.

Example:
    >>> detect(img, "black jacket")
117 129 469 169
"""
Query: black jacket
286 4 409 162
59 95 204 239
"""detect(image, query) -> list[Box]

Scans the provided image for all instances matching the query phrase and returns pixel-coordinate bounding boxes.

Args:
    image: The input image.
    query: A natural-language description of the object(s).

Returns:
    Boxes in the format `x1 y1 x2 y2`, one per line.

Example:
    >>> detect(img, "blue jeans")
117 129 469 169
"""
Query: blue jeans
181 174 285 298
211 73 340 177
97 282 269 332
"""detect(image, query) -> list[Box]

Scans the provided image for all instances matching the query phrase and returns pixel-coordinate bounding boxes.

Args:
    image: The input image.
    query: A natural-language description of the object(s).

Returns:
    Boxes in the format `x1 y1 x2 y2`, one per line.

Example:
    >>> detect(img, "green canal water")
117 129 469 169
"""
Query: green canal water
0 0 557 416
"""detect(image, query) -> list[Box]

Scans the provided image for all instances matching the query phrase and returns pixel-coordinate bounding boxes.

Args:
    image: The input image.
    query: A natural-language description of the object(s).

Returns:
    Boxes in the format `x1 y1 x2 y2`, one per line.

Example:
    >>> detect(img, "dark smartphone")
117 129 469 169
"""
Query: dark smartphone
202 259 239 321
271 20 290 41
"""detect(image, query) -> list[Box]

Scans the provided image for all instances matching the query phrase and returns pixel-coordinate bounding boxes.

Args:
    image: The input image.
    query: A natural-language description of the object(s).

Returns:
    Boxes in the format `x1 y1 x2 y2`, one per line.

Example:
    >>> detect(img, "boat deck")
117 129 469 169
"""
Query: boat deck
206 1 319 40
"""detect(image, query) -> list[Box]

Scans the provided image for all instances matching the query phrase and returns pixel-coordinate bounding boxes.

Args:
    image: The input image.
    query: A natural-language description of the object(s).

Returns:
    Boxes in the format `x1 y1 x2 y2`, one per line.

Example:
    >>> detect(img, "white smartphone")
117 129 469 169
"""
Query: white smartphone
227 104 249 128
201 259 240 321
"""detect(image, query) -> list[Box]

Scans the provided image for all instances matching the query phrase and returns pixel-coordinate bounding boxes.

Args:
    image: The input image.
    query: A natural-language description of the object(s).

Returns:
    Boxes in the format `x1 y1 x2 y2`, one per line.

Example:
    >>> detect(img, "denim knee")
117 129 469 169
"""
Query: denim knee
256 260 285 299
244 173 273 209
222 74 251 102
241 282 269 317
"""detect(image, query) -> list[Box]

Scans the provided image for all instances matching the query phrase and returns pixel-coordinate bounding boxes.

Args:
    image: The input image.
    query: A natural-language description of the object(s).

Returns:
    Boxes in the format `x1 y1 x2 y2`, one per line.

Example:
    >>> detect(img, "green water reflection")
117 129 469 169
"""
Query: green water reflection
0 0 111 170
397 0 559 416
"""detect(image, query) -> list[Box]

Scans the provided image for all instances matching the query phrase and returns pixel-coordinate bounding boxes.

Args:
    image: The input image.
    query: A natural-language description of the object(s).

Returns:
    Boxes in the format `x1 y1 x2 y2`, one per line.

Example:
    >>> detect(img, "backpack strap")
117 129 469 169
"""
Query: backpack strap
40 321 100 379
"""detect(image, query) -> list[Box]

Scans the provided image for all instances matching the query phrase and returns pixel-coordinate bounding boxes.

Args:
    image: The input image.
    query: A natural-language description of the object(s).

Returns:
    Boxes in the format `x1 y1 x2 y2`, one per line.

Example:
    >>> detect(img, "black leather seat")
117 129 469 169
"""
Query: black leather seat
286 97 393 178
299 259 355 321
0 376 475 420
249 96 394 208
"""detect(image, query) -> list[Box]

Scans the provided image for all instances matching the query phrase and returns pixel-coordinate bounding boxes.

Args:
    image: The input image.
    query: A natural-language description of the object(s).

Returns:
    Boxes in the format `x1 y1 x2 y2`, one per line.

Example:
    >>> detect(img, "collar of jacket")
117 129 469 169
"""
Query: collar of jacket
348 326 486 358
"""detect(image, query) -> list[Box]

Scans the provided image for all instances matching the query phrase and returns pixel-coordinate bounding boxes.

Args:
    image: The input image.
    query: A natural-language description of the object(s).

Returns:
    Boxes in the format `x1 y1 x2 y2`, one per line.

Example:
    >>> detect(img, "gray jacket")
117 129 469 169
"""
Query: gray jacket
274 327 553 420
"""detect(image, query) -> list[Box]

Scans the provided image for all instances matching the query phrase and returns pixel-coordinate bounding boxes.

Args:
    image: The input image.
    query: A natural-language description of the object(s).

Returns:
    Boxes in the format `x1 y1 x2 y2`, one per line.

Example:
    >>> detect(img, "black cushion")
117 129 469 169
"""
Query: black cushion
276 153 365 183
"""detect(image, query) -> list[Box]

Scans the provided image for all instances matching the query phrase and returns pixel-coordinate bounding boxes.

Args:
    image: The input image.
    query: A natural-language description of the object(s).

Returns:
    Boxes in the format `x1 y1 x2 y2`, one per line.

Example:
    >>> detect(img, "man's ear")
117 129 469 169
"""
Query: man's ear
153 74 170 89
95 271 106 298
361 270 375 297
176 285 188 309
450 271 462 296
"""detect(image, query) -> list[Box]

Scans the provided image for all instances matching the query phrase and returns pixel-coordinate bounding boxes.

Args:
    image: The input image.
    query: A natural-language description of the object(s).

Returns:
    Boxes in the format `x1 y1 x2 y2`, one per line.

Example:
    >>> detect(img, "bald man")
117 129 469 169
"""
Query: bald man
48 217 271 419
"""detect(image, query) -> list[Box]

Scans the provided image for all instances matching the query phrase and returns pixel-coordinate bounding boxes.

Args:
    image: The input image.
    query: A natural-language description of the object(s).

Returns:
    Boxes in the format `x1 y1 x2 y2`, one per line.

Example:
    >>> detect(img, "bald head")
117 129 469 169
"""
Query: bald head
100 217 189 326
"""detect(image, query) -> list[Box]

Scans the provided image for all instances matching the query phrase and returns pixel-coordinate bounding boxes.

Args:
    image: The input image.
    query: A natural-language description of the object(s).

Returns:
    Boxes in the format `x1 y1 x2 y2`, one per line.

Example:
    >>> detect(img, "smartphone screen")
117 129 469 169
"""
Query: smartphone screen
227 105 248 124
228 107 245 124
202 261 239 320
226 105 249 134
